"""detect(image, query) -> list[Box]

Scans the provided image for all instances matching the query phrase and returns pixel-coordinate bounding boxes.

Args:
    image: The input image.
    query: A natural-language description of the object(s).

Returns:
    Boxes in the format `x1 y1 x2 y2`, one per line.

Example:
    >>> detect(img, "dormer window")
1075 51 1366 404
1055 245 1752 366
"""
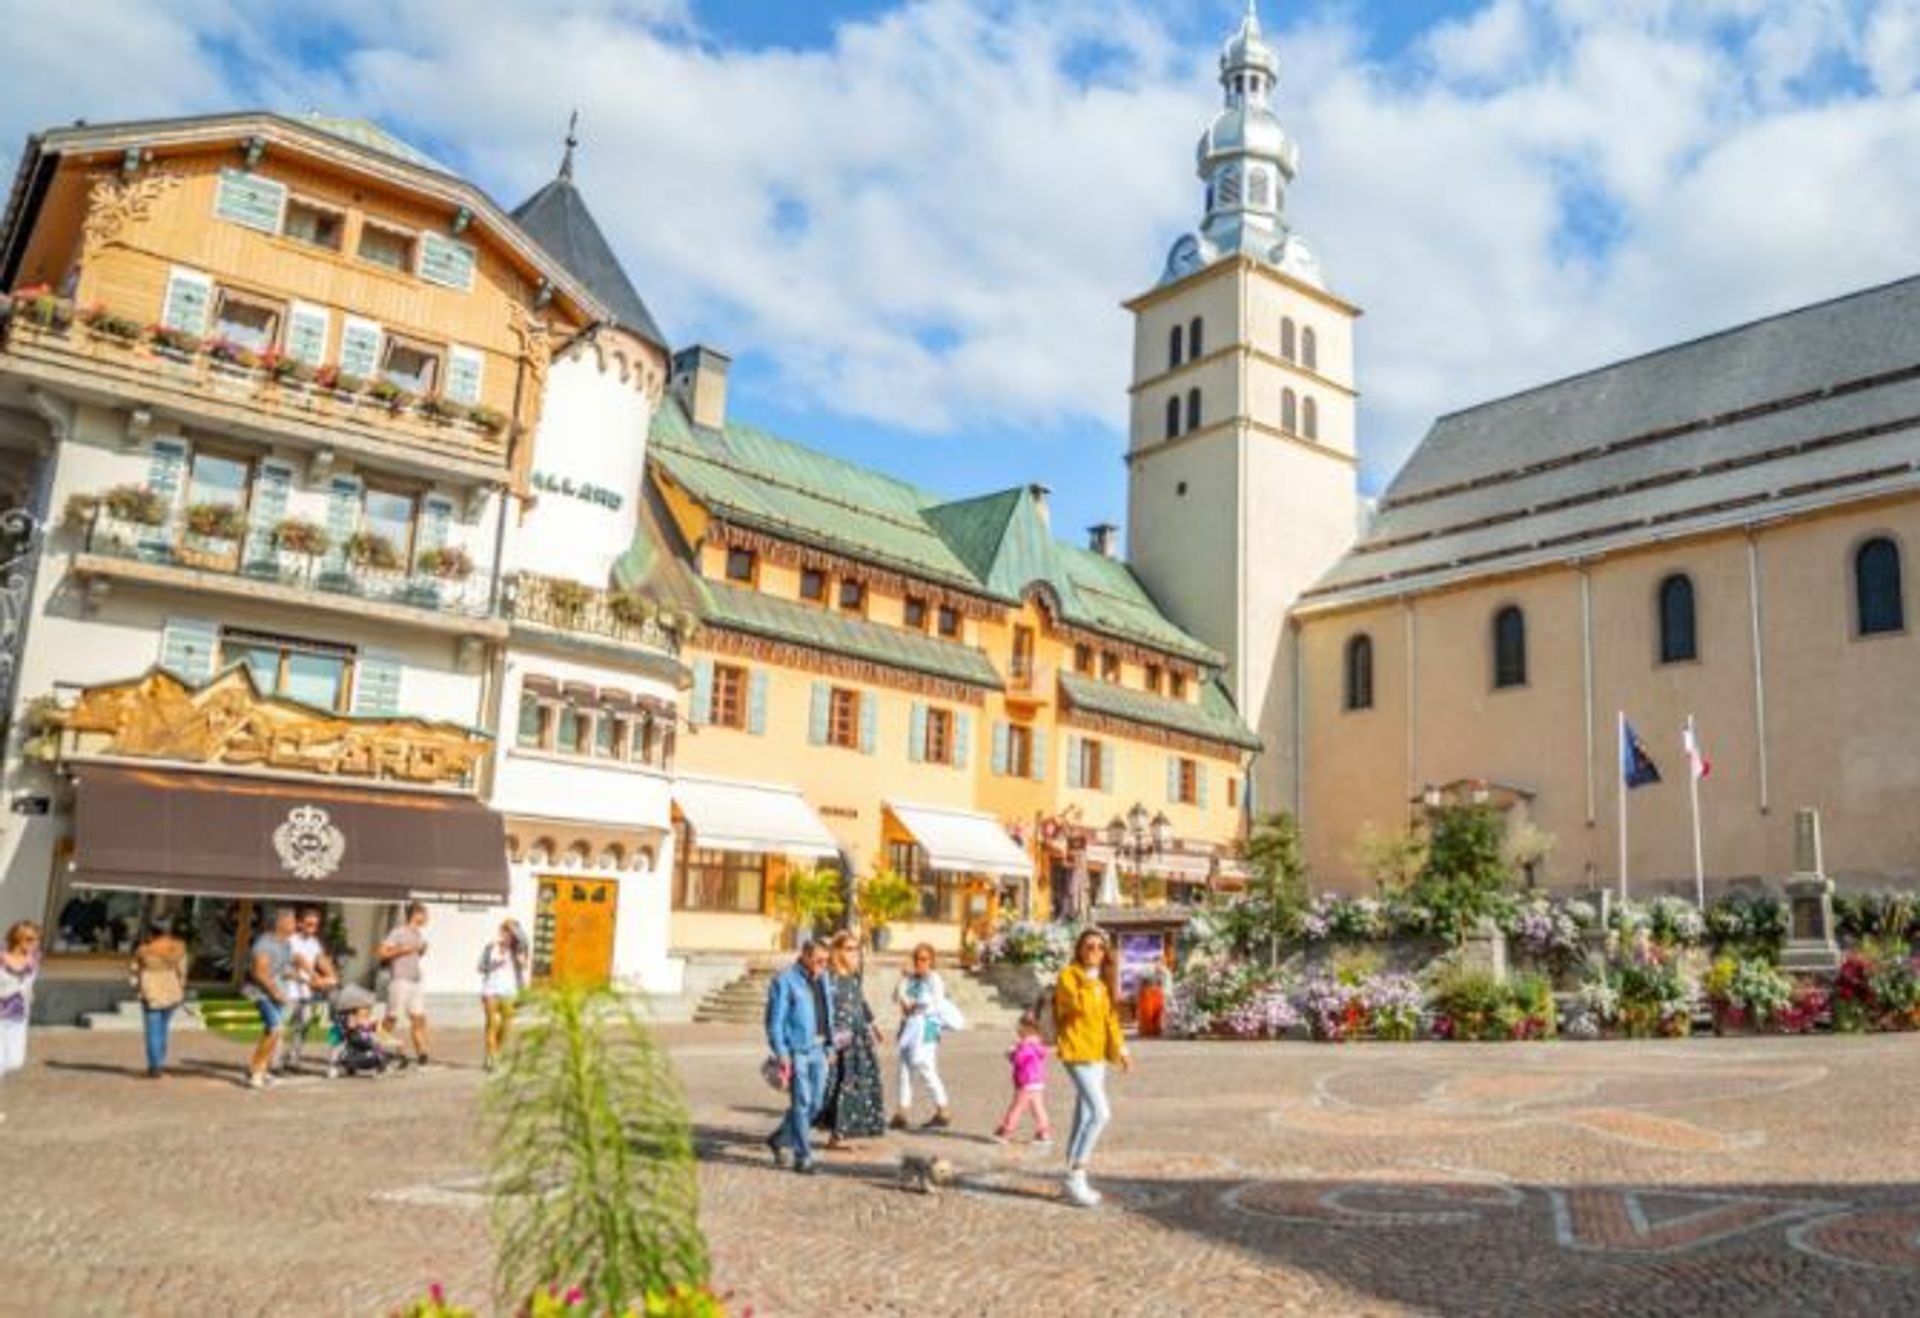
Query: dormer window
357 221 415 273
904 597 929 630
282 198 344 252
726 548 757 584
800 568 827 602
1170 671 1189 700
838 579 866 613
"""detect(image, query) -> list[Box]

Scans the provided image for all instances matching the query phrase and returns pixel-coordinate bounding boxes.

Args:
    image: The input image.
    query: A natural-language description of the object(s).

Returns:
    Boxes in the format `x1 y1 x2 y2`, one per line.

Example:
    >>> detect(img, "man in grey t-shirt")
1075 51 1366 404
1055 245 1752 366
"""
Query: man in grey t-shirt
377 902 430 1067
244 908 296 1090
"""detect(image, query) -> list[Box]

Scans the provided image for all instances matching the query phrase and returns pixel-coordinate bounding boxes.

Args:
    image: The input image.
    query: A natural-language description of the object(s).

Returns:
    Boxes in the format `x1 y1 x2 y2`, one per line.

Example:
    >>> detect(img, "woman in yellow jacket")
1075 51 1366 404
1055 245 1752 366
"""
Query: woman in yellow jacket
1054 928 1131 1208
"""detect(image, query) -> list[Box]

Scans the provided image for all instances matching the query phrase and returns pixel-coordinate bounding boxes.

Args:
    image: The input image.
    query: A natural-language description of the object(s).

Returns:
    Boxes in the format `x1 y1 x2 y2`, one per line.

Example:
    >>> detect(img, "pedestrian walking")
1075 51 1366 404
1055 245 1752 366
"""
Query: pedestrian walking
478 919 529 1071
243 909 297 1090
992 1011 1054 1147
0 921 43 1117
891 943 954 1130
129 918 190 1078
816 931 886 1150
377 902 431 1067
280 906 337 1074
1054 928 1130 1208
764 939 834 1175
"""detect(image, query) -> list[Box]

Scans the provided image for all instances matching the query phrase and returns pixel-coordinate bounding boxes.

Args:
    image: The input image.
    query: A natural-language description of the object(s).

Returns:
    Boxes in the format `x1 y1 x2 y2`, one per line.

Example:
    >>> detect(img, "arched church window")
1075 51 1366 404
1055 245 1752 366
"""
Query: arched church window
1281 388 1298 434
1189 317 1204 357
1168 323 1183 370
1302 326 1319 371
1281 317 1296 362
1303 395 1319 440
1493 606 1528 689
1856 536 1905 636
1186 388 1202 432
1344 634 1374 712
1657 573 1698 663
1165 395 1181 441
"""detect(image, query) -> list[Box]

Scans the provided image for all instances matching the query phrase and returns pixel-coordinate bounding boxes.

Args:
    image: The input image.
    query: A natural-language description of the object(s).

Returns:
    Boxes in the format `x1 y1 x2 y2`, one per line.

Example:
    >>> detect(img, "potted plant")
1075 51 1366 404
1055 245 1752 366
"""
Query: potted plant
418 395 470 424
184 502 246 542
368 379 415 413
547 578 593 619
101 484 168 527
205 337 261 370
776 867 846 947
61 492 101 530
858 868 918 951
416 544 474 581
273 518 330 560
469 405 510 436
78 304 142 344
8 286 72 331
147 324 202 357
608 590 655 631
345 530 401 571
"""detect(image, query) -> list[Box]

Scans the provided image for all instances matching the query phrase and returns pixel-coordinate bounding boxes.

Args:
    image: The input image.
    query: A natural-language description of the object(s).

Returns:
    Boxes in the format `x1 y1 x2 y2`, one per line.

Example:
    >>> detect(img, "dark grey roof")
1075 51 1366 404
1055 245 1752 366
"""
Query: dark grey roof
511 175 667 350
1303 274 1920 611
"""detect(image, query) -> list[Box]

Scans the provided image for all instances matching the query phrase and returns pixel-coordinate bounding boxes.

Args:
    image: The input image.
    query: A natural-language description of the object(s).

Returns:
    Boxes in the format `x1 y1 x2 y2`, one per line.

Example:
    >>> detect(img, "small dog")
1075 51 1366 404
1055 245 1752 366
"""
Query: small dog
898 1153 956 1195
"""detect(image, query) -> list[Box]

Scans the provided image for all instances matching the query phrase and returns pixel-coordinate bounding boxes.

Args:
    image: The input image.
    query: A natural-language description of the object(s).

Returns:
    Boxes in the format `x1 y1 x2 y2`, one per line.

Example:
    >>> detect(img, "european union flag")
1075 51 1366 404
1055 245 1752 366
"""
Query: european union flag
1622 720 1663 788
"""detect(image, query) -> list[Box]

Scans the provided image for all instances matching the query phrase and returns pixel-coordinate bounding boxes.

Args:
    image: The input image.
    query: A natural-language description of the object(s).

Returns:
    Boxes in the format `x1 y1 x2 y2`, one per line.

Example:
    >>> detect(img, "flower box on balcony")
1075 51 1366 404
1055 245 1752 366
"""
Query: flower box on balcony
468 405 510 437
368 380 416 414
273 518 331 560
416 545 474 581
147 325 202 358
184 503 246 541
7 287 73 331
101 485 168 527
78 306 142 345
346 531 402 571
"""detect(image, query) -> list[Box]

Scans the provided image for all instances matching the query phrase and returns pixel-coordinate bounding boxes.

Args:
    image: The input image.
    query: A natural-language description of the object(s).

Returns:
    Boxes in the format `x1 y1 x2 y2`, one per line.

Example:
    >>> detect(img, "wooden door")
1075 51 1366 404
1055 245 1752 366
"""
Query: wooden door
534 876 618 988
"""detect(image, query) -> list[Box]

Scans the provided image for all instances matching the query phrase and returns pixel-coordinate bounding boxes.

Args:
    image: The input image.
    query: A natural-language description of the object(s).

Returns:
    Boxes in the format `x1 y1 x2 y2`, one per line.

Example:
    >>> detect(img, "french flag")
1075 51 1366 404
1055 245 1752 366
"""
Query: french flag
1684 717 1712 781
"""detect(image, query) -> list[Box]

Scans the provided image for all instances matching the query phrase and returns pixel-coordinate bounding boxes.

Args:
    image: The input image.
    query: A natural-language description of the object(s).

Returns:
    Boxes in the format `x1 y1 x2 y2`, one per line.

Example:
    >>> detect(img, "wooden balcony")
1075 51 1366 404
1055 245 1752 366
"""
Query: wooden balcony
75 509 507 640
1 317 512 484
1004 656 1055 706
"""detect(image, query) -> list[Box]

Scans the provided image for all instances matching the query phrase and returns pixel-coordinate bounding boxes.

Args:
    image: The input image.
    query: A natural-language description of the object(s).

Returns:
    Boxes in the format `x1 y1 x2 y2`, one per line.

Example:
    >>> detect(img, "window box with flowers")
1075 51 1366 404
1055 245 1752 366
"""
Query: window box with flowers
368 379 416 414
416 544 474 581
101 484 168 527
78 305 142 345
273 518 330 563
181 501 245 569
345 530 402 572
146 324 203 361
62 492 101 530
469 405 510 437
418 395 470 425
6 286 73 332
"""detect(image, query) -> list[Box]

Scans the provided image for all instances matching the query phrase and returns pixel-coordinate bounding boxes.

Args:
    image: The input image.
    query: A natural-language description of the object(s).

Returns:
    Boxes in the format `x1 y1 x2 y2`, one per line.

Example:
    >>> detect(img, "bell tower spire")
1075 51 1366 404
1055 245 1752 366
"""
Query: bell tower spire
558 109 580 182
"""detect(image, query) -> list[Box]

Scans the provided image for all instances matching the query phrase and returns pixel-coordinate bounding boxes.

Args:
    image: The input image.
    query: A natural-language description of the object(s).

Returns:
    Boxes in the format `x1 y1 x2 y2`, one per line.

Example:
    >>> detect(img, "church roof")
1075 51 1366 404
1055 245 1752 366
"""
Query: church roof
646 397 1225 666
511 167 667 350
1302 273 1920 613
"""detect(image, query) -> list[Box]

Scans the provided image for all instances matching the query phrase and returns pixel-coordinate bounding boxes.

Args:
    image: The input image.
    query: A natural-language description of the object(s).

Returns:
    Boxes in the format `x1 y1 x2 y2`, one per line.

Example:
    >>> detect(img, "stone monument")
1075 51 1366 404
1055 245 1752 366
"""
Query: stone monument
1779 807 1841 973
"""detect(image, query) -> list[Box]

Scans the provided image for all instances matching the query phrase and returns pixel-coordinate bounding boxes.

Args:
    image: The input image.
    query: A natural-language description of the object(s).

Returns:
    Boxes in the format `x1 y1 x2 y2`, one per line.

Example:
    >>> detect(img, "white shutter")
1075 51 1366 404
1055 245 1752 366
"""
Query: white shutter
351 651 404 716
445 346 484 405
339 318 382 381
417 232 477 291
284 302 330 368
213 168 286 234
417 495 455 557
157 618 219 684
160 269 213 336
243 460 296 570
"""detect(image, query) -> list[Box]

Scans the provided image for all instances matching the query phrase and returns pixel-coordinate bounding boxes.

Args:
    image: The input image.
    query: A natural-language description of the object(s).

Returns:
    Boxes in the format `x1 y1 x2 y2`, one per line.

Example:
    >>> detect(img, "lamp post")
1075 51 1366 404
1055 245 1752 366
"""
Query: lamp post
1104 802 1173 909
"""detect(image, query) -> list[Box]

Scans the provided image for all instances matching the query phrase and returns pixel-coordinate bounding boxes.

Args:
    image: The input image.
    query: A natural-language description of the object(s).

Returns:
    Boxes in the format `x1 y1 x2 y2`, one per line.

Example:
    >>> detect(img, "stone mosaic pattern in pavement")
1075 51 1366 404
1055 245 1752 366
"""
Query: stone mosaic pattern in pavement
3 1026 1920 1315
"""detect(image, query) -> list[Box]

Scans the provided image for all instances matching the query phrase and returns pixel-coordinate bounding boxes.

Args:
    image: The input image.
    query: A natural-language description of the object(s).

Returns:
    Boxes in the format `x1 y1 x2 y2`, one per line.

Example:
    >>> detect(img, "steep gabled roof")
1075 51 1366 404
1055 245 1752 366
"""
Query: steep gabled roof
1304 273 1920 612
511 171 667 350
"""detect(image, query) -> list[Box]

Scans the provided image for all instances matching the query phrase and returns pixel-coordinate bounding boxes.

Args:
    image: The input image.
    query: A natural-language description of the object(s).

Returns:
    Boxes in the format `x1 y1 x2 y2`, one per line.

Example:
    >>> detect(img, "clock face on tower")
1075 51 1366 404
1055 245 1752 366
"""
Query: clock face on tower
1168 235 1203 278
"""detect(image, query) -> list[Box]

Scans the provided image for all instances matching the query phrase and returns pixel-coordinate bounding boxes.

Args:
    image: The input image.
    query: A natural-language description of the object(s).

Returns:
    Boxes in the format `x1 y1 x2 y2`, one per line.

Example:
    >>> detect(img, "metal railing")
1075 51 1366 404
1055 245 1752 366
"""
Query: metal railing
507 572 680 655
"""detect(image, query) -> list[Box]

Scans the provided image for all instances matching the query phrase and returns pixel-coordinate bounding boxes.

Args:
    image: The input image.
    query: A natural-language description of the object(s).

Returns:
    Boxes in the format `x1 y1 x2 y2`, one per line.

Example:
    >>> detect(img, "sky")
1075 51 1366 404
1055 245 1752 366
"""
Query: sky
3 0 1920 549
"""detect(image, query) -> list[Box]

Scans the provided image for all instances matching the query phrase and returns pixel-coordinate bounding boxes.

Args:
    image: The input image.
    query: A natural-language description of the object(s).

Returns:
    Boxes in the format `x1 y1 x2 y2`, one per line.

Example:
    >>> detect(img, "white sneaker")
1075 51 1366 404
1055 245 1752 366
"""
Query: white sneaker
247 1072 271 1090
1064 1170 1101 1209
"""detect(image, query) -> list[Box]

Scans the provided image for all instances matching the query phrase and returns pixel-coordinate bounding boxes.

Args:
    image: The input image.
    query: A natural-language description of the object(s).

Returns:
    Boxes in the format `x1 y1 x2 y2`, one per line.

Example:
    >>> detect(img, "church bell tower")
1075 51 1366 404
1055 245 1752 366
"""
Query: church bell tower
1124 1 1362 815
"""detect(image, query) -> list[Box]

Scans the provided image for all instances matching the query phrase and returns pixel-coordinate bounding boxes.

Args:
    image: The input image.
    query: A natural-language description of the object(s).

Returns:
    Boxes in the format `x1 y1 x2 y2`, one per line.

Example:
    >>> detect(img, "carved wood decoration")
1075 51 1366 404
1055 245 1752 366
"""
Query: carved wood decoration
507 302 555 492
704 521 998 621
80 170 186 265
699 628 990 706
40 666 489 787
1057 705 1250 762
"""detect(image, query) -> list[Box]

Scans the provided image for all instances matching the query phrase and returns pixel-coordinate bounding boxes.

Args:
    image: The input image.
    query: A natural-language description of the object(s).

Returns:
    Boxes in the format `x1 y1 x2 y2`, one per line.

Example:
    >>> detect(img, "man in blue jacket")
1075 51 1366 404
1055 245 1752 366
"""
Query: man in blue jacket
765 939 835 1173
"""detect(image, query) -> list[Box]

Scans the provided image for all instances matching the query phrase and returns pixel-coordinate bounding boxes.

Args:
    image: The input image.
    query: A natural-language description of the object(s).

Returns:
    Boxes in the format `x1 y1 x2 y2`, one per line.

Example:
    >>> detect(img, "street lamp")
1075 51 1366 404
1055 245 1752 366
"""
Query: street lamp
1104 802 1173 908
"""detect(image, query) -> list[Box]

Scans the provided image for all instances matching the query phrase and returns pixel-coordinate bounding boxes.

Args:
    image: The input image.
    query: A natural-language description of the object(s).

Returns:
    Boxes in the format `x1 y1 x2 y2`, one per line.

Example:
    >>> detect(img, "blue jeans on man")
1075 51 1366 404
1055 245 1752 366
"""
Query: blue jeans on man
773 1047 828 1167
142 1005 176 1074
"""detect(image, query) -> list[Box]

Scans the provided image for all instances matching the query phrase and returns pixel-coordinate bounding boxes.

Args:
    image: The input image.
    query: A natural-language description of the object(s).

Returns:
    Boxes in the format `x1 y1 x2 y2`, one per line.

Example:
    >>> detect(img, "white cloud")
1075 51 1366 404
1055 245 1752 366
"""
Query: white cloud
1 0 1917 492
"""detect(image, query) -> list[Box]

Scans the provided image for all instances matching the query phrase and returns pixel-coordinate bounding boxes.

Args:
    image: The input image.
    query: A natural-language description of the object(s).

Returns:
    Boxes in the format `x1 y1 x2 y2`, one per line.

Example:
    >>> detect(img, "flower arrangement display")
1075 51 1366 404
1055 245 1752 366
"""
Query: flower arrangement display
147 324 203 354
7 285 73 330
1834 892 1920 946
1703 955 1794 1033
273 518 330 558
345 530 402 571
78 304 142 341
1503 897 1587 972
368 378 417 412
269 353 316 384
976 920 1074 973
1362 972 1424 1042
315 365 367 395
1614 953 1699 1038
100 484 168 527
416 544 475 581
205 337 261 369
184 502 246 541
470 404 511 435
1296 975 1366 1042
419 394 470 423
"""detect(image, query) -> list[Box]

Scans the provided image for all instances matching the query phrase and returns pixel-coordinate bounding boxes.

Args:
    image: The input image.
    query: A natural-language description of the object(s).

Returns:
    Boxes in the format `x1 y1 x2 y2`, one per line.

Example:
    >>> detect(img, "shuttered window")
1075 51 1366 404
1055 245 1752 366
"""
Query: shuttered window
243 461 295 571
416 495 456 558
351 652 404 716
213 168 287 234
160 269 213 337
339 318 383 381
157 618 218 684
284 302 330 368
418 232 477 291
445 346 484 405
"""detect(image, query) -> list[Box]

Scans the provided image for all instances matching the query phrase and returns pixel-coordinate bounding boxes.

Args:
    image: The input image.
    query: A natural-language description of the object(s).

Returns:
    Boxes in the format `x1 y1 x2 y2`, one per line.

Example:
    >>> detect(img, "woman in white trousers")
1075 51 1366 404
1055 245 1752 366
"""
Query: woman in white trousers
891 942 953 1129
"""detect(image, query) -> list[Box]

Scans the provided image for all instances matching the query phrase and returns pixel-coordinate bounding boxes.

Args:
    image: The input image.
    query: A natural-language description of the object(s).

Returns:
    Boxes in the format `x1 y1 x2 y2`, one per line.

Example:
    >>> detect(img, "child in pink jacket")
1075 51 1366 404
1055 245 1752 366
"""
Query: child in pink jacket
992 1012 1054 1147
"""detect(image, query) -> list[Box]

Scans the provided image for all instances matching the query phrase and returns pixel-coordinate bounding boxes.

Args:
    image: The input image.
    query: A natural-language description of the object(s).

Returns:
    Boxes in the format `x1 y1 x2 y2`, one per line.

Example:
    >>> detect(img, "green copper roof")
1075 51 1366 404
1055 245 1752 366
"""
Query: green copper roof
1059 671 1263 752
649 399 1222 665
296 113 448 173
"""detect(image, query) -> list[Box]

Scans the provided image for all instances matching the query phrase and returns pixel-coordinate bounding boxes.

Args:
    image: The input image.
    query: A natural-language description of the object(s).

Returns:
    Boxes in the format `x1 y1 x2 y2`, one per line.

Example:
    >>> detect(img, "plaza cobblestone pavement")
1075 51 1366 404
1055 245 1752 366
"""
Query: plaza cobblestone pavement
4 1026 1920 1316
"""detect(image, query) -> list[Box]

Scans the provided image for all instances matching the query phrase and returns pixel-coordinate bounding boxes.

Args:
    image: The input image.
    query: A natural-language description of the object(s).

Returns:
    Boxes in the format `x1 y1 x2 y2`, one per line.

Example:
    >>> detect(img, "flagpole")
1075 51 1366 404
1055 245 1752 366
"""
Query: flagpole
1687 715 1706 910
1616 710 1628 904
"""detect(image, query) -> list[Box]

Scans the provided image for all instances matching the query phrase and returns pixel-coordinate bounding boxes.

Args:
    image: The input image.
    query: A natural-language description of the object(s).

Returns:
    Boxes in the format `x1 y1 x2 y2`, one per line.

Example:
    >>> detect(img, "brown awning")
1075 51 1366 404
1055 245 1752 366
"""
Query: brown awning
69 765 509 905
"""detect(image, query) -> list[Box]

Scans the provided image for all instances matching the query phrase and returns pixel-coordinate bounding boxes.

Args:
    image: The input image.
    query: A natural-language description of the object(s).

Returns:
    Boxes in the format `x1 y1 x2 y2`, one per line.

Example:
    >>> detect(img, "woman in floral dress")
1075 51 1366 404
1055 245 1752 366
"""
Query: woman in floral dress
817 931 887 1148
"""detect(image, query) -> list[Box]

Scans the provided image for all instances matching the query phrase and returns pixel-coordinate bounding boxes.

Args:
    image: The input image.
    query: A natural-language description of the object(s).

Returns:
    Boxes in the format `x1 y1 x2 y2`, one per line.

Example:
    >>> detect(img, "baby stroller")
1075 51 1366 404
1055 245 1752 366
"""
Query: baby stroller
326 984 406 1079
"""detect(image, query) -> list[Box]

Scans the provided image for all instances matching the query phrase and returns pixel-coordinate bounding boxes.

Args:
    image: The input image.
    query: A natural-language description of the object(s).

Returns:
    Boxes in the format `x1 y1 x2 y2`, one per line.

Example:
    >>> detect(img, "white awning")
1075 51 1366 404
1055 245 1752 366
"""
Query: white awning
887 801 1033 880
673 776 840 859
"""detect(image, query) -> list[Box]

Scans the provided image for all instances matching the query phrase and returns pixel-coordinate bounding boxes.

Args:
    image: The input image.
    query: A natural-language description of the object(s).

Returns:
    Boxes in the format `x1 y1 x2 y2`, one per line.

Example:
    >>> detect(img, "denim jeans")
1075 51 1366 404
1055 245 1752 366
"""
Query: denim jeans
773 1048 828 1165
1064 1062 1111 1167
143 1005 177 1073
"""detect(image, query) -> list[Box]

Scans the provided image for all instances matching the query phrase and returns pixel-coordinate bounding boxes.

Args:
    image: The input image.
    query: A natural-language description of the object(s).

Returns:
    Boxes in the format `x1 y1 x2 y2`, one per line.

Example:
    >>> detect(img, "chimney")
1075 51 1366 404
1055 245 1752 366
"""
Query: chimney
1027 483 1051 529
670 345 732 430
1088 523 1119 558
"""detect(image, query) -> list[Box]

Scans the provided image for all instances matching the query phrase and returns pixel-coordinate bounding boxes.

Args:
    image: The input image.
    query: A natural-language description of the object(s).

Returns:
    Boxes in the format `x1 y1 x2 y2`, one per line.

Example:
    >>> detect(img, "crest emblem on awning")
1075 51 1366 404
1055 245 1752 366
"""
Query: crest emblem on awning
273 804 346 880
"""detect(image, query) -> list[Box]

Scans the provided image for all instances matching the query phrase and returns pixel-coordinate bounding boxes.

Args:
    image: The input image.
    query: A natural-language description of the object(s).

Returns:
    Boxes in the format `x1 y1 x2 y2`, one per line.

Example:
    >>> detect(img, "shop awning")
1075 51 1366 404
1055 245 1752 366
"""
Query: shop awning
69 764 509 904
672 775 840 859
887 801 1033 880
1084 844 1222 885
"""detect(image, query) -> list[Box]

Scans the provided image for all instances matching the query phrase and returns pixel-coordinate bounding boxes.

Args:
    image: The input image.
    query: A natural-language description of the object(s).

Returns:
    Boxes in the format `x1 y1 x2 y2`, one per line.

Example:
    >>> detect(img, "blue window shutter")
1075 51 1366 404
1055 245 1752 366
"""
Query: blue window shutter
1197 762 1211 809
1066 734 1082 790
808 681 830 745
417 495 455 558
243 461 295 570
690 658 713 725
339 318 382 380
445 346 484 405
324 476 362 570
1166 755 1180 804
159 269 212 336
1101 742 1116 794
953 712 971 770
418 232 477 291
158 618 218 684
145 438 188 503
285 302 329 368
1031 726 1048 782
351 652 403 716
908 702 927 762
991 721 1009 776
213 168 286 233
859 692 877 754
748 671 769 735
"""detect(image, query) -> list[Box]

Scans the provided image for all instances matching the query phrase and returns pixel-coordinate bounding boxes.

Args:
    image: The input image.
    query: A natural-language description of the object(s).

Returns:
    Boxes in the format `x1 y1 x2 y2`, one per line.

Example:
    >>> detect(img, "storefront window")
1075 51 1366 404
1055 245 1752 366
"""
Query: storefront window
224 631 350 711
678 844 766 912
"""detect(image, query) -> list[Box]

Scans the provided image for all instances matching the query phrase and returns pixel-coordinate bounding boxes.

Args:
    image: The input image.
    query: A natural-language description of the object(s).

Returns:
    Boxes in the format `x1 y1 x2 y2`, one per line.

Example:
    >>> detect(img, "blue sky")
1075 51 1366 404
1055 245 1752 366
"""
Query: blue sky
3 0 1919 548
